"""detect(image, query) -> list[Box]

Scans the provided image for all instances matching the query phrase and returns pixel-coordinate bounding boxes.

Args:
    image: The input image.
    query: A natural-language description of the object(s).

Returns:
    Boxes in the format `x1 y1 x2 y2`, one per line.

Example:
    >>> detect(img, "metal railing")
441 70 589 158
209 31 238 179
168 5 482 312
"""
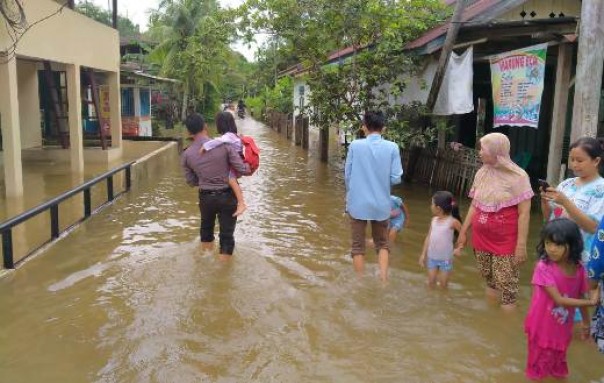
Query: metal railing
0 161 135 269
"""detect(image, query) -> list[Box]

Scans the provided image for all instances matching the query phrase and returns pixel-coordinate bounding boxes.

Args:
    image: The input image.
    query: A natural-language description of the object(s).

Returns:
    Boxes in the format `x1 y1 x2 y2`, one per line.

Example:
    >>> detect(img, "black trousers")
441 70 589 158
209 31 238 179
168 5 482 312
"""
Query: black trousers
198 189 238 255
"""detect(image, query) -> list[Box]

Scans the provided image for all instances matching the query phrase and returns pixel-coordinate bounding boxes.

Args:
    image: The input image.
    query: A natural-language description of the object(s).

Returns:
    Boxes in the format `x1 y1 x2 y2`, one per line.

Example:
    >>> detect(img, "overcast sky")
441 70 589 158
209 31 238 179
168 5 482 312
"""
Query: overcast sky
81 0 260 61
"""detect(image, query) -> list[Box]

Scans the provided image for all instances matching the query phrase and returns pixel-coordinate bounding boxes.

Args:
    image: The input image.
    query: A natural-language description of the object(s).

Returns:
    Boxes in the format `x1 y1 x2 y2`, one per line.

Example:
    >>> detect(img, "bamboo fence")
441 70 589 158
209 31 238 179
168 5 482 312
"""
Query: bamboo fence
405 145 480 196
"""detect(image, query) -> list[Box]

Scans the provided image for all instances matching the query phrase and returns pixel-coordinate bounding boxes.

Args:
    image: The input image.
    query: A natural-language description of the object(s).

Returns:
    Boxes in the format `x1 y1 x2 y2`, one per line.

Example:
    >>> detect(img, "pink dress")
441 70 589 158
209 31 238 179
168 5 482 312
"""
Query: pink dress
524 260 588 380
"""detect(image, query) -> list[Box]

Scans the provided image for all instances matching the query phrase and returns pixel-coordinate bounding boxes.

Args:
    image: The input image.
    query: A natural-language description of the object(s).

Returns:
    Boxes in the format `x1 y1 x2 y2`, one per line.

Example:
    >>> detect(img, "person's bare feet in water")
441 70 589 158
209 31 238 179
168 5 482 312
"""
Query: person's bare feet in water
200 241 214 252
233 203 247 217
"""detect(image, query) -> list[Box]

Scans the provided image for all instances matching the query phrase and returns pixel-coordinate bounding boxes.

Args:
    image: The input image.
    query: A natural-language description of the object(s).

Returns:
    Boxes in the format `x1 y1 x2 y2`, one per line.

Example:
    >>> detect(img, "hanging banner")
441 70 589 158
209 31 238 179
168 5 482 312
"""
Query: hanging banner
490 43 547 128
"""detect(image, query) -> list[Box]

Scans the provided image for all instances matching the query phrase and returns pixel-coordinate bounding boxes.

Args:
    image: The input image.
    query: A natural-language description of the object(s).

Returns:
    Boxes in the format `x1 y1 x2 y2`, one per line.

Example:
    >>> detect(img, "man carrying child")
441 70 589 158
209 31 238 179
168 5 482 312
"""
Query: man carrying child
181 113 251 261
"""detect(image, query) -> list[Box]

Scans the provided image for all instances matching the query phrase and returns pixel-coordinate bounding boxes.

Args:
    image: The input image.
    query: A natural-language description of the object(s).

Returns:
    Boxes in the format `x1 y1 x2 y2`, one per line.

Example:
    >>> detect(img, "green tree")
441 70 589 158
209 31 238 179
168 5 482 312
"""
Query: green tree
221 50 255 102
250 36 300 93
147 0 234 119
241 0 449 149
75 1 141 38
239 36 301 120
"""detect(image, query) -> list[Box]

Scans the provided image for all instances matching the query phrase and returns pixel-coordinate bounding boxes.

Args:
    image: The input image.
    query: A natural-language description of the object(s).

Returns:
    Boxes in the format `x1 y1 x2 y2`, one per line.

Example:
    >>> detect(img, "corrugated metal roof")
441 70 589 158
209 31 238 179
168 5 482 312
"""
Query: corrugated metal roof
280 0 533 76
326 45 359 62
405 0 530 52
121 69 180 84
406 0 498 50
279 44 369 78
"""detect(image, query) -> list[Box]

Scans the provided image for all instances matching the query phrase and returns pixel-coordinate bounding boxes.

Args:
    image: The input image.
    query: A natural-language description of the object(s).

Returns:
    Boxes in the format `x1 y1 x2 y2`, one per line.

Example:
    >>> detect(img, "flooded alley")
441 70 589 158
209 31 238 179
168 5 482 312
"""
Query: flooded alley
0 119 603 383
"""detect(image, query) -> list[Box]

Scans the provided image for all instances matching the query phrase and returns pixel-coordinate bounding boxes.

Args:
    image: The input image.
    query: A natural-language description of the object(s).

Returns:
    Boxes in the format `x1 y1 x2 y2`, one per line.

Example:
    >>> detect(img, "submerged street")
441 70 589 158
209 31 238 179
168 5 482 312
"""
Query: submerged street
1 119 603 382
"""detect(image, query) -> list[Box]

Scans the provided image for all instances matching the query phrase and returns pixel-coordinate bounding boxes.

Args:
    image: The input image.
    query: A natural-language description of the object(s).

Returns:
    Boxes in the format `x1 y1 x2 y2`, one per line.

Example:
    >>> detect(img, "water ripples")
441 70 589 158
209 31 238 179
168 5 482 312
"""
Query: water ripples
1 119 603 382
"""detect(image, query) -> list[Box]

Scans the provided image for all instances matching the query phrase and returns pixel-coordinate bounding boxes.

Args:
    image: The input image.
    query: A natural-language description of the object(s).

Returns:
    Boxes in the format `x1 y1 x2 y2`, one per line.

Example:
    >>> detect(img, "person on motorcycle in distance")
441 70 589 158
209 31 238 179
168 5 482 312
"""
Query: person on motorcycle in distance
237 100 246 119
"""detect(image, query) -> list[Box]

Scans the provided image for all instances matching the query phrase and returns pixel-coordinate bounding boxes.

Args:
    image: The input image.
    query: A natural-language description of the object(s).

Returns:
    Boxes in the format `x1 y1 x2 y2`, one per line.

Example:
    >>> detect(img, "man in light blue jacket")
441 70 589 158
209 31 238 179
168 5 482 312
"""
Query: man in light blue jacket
345 111 403 281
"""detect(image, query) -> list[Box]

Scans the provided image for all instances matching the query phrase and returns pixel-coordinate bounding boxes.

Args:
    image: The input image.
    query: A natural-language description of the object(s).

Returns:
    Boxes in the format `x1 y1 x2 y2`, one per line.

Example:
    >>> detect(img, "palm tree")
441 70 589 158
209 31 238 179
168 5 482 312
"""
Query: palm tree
148 0 227 120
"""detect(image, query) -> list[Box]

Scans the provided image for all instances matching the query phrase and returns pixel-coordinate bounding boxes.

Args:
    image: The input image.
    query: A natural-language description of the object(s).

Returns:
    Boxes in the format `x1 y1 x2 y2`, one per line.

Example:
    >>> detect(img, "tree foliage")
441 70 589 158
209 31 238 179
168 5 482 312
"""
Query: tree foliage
147 0 239 117
247 36 300 94
241 0 449 148
75 1 141 38
242 36 299 118
246 76 293 117
221 50 255 102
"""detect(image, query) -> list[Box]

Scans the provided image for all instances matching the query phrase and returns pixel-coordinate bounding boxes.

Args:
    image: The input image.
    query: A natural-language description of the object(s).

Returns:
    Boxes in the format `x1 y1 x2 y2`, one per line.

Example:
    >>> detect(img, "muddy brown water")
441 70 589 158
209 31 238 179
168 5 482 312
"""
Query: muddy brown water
0 119 602 382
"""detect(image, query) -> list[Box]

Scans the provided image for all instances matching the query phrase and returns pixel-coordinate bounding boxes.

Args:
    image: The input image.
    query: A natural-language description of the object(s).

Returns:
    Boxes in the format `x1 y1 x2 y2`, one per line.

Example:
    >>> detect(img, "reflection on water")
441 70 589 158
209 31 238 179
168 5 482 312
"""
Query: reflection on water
0 120 602 382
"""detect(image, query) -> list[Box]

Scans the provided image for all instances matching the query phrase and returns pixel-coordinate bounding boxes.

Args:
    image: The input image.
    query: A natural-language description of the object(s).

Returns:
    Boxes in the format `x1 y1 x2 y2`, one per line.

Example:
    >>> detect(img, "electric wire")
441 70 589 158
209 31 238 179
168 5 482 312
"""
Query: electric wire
0 0 70 65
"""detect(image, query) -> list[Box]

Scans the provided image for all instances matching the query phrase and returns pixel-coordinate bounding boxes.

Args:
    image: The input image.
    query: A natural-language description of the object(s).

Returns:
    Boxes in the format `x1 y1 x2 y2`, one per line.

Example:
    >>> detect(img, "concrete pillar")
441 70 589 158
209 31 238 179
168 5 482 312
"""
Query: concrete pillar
17 61 41 149
571 0 604 141
0 58 24 197
107 71 122 148
67 64 84 173
547 44 573 184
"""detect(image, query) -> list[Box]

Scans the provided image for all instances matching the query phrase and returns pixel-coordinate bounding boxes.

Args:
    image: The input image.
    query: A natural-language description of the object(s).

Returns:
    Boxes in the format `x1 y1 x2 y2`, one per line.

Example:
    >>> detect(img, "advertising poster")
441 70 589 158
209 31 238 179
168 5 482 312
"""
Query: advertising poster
490 43 547 128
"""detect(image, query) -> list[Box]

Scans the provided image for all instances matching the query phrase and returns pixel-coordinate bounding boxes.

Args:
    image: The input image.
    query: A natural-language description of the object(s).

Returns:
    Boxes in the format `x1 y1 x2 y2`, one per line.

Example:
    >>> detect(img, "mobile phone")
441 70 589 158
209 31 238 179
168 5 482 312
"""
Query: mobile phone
538 179 550 191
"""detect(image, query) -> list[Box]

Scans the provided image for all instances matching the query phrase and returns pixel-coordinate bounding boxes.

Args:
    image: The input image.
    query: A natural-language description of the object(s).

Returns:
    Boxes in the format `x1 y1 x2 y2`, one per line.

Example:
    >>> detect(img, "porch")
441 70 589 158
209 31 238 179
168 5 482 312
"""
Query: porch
0 0 122 197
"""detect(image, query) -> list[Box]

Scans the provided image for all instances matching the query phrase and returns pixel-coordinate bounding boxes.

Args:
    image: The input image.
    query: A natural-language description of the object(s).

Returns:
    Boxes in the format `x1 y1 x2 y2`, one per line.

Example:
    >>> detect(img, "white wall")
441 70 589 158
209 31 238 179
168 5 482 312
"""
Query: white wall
396 57 439 105
0 0 120 72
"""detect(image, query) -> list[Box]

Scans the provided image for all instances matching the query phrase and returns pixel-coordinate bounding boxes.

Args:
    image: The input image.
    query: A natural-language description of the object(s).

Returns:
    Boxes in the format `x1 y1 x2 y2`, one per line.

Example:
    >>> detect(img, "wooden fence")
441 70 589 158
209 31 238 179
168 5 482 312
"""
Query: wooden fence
265 110 308 148
265 110 292 138
405 145 481 197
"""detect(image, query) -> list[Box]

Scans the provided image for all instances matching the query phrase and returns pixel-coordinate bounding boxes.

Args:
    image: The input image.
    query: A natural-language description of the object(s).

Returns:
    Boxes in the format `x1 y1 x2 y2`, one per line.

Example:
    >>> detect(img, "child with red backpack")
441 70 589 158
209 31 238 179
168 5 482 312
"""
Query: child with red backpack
200 111 259 216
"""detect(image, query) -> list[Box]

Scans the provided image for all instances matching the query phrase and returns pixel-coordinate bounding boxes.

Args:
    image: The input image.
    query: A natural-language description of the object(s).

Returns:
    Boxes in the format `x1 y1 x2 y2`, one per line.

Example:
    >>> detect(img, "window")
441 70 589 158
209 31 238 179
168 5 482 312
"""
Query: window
140 89 151 116
121 88 134 116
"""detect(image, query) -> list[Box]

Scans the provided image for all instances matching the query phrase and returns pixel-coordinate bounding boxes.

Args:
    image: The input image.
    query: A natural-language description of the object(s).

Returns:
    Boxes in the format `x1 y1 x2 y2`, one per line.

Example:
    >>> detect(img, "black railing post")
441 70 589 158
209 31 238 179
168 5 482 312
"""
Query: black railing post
2 230 14 269
107 177 114 201
0 161 134 269
84 188 92 217
50 205 60 239
125 166 132 191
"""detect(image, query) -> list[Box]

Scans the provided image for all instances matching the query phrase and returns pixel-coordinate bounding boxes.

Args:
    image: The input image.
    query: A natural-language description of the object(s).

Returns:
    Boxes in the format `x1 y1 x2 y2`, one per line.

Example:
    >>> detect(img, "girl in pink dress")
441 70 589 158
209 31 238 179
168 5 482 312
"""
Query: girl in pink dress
525 218 598 380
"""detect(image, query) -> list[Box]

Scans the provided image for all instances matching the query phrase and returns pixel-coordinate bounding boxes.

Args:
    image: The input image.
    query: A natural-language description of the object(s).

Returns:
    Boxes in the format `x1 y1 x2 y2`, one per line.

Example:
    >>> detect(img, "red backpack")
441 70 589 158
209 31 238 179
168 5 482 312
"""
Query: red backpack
240 135 260 174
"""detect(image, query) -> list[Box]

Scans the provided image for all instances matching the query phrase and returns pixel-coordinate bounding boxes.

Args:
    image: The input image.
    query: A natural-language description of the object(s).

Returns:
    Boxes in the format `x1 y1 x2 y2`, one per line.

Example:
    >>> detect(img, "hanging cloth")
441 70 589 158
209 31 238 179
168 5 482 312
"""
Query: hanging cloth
433 46 474 115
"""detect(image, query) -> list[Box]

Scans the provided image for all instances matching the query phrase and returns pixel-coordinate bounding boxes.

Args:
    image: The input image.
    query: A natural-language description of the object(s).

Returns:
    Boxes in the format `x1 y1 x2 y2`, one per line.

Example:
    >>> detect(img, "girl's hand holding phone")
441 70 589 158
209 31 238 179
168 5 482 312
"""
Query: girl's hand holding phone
538 179 550 192
543 188 568 206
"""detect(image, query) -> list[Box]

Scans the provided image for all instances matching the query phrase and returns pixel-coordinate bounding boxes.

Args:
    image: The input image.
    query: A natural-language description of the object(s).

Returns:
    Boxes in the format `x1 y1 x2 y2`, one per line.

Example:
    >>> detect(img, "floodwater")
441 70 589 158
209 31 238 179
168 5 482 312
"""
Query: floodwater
0 119 603 382
0 141 171 264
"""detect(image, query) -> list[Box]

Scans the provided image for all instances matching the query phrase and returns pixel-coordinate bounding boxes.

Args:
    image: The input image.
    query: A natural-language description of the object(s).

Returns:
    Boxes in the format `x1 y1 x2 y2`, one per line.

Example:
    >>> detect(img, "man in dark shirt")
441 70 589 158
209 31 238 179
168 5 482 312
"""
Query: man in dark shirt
181 113 251 260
